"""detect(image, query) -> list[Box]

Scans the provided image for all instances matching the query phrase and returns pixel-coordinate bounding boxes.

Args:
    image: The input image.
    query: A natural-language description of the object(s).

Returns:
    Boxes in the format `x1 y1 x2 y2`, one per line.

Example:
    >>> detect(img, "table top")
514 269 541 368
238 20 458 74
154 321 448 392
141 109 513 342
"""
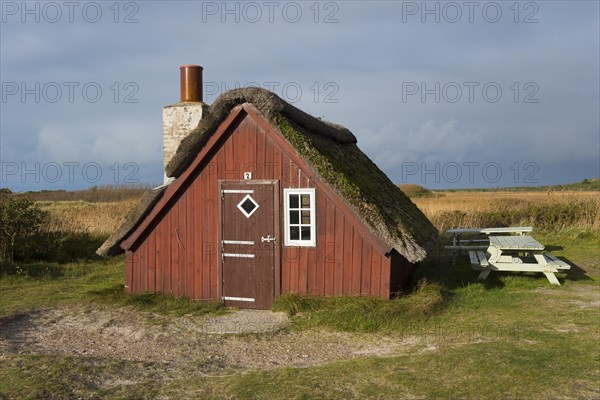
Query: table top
447 227 533 234
489 235 544 251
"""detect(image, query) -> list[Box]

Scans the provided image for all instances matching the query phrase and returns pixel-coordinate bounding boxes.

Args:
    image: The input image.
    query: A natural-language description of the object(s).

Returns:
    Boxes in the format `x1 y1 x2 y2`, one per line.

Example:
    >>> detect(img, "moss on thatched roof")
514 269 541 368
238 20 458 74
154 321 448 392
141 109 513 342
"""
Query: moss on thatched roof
276 117 436 262
98 87 437 262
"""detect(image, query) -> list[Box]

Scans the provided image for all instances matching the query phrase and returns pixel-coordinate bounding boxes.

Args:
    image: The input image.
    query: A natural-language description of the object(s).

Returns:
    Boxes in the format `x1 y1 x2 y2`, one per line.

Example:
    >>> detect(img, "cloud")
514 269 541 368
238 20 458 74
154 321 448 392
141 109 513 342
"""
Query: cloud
36 119 160 165
1 1 598 190
360 119 486 169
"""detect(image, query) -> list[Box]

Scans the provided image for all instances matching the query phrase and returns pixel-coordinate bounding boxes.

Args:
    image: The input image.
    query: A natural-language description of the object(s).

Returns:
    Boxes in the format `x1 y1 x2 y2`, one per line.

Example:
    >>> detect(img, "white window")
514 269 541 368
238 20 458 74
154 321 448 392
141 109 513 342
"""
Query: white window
284 188 316 247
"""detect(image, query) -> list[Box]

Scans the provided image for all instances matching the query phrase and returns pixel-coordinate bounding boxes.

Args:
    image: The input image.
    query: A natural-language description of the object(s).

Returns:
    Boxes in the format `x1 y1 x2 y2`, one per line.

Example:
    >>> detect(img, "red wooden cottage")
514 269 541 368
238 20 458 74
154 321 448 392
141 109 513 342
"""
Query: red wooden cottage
98 66 437 309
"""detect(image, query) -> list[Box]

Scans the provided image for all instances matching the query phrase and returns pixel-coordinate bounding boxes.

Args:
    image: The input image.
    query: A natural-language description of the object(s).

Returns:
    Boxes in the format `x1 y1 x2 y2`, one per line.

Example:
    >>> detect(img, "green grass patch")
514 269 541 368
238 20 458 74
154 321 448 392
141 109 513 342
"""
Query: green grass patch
200 336 599 400
273 279 446 333
0 256 225 319
4 329 596 400
0 354 165 400
87 283 226 317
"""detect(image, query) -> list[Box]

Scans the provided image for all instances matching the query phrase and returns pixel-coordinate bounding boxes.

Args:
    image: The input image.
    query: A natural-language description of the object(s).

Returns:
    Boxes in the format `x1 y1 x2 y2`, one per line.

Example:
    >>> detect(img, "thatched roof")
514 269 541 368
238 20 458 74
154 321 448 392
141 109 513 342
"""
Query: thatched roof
97 87 437 262
166 87 356 177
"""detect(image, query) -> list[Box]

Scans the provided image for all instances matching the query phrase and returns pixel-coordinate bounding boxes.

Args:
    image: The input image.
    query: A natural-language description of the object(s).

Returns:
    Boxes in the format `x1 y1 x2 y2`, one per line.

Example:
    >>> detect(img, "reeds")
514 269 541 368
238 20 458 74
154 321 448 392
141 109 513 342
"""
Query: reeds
412 191 600 233
39 200 137 235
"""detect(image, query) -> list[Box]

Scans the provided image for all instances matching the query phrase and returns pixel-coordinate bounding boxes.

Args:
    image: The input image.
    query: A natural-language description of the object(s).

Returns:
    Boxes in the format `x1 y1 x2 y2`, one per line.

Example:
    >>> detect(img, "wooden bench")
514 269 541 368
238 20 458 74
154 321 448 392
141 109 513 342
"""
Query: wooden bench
543 253 570 270
468 250 493 280
468 250 489 268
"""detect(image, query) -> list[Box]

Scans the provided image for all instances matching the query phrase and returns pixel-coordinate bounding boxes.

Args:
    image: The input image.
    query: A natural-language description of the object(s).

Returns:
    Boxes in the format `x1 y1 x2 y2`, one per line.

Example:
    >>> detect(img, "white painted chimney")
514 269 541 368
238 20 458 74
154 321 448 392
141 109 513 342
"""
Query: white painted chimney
162 65 208 183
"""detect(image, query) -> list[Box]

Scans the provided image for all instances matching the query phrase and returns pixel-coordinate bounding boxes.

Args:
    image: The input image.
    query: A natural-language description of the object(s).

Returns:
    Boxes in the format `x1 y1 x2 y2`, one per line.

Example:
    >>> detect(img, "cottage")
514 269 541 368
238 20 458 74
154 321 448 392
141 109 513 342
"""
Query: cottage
97 65 437 309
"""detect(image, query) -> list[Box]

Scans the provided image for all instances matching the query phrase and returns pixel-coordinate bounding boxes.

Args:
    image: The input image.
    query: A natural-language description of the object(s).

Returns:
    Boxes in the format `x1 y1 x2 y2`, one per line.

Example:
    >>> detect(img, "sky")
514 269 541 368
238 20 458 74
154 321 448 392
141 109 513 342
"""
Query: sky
1 0 599 191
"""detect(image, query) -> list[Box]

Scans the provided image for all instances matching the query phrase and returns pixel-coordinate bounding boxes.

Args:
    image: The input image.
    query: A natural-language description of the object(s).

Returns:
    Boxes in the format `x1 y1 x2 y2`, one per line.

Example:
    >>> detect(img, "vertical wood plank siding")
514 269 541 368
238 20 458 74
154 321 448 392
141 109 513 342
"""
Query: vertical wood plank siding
128 112 396 300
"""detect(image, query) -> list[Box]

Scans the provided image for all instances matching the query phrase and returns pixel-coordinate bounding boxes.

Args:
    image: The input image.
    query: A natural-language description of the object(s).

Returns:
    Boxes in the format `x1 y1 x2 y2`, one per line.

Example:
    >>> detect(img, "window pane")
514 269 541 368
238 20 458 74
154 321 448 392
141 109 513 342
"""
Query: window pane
240 198 257 215
301 194 310 208
301 226 311 240
301 210 310 224
285 189 315 246
290 226 300 240
290 210 299 224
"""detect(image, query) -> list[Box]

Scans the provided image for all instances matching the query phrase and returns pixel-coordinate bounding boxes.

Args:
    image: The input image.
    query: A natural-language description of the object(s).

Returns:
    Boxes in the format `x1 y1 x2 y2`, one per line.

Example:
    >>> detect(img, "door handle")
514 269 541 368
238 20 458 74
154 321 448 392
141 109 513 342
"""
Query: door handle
261 235 276 243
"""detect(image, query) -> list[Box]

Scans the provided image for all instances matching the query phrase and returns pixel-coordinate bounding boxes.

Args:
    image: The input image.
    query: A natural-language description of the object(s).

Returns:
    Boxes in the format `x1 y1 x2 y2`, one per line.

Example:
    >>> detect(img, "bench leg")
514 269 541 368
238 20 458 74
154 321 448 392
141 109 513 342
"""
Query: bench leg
543 272 561 286
477 270 491 280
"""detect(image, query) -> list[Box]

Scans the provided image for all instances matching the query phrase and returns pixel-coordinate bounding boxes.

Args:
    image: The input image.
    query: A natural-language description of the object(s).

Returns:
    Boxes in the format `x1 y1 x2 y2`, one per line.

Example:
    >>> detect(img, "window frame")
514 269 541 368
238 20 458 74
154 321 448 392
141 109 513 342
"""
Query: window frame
283 188 316 247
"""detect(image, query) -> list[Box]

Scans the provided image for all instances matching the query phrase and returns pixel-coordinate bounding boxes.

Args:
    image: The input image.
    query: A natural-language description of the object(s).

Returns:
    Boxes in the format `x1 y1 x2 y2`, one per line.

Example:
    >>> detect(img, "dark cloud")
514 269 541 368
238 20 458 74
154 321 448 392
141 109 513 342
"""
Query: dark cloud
1 1 598 191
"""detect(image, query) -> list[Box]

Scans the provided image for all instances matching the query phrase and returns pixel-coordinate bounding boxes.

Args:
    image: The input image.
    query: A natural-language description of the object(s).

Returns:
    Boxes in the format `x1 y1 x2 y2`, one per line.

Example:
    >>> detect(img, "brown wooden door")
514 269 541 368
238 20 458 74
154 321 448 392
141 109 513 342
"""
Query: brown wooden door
220 182 277 309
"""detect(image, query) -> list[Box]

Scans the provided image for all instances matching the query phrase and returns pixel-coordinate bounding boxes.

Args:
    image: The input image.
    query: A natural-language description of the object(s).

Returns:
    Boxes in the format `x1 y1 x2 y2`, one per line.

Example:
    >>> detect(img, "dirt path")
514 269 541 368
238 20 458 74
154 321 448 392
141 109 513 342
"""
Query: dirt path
0 305 421 372
535 284 600 310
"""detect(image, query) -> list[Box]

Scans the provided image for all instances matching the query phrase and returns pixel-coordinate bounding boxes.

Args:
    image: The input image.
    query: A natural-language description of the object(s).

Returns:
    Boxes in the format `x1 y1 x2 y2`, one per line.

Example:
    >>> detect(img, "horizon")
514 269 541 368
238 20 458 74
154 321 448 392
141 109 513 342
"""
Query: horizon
3 177 599 195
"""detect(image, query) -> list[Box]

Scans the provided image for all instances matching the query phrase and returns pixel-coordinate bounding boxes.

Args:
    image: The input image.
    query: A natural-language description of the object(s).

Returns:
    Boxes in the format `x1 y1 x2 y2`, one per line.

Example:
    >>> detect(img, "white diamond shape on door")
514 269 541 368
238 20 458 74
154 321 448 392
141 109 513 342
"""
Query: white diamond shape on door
237 194 259 218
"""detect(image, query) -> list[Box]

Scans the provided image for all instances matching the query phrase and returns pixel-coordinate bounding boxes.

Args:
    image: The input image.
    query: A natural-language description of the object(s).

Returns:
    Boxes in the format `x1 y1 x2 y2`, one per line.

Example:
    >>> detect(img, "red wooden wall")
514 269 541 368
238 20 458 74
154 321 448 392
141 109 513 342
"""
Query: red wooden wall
126 109 405 300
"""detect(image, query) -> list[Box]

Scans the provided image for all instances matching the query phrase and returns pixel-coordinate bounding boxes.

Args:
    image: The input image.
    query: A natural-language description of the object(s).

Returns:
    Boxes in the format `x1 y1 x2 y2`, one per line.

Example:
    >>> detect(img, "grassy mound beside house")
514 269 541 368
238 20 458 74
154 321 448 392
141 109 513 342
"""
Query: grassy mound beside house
273 278 446 333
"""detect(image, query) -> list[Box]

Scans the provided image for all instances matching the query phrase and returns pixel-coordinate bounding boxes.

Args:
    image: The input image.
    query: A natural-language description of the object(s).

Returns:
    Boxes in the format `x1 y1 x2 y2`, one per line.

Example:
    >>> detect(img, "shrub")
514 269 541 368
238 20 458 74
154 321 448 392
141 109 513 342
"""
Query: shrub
0 198 54 263
398 184 434 198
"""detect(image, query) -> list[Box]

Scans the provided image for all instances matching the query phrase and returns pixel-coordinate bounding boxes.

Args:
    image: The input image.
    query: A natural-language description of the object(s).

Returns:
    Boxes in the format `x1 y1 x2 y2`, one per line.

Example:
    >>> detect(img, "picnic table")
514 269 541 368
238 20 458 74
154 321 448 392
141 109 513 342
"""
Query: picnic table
468 235 570 285
445 226 533 265
446 226 533 250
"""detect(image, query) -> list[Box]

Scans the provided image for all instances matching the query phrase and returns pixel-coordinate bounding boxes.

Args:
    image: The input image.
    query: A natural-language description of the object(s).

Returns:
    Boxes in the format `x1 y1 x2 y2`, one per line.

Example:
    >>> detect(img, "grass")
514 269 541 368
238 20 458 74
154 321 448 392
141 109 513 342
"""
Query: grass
0 250 600 399
0 253 225 319
87 283 226 317
2 326 598 399
175 336 599 400
273 279 446 333
0 187 599 399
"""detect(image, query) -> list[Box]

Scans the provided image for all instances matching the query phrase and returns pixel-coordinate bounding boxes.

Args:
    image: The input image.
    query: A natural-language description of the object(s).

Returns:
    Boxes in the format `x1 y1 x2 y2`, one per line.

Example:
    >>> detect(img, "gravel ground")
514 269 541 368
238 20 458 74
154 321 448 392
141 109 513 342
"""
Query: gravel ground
0 305 421 372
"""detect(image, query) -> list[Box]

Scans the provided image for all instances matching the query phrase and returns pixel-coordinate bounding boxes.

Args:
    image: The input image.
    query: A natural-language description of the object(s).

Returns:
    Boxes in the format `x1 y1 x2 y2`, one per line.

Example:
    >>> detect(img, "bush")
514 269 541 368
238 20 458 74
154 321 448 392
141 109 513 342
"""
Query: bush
398 184 434 198
0 198 55 263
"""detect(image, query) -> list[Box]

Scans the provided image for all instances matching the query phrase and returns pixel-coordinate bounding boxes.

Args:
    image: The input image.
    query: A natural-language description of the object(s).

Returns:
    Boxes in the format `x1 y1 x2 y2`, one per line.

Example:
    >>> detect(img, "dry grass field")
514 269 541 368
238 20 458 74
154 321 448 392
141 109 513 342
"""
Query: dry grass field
414 190 599 214
413 190 600 234
38 199 137 235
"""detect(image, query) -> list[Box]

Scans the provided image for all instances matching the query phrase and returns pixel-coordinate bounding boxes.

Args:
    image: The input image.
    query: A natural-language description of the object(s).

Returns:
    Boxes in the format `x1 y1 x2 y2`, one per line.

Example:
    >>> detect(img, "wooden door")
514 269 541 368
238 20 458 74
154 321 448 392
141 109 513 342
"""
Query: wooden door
220 181 278 309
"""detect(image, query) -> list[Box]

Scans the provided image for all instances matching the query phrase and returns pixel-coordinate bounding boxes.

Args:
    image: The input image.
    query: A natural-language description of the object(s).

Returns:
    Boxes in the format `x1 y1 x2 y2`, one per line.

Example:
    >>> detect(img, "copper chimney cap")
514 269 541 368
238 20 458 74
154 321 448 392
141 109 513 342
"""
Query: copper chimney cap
180 65 203 102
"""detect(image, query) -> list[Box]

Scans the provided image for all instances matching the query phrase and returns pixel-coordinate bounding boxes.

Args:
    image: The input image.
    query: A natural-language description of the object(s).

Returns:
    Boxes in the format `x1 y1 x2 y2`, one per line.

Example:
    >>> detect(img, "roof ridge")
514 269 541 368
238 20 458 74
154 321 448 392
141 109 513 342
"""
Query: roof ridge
166 87 356 178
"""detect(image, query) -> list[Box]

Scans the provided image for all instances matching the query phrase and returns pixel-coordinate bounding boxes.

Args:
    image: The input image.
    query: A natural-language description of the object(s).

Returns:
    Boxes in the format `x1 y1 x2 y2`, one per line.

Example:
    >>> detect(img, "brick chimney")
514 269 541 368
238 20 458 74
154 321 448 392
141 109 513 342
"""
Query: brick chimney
162 65 208 183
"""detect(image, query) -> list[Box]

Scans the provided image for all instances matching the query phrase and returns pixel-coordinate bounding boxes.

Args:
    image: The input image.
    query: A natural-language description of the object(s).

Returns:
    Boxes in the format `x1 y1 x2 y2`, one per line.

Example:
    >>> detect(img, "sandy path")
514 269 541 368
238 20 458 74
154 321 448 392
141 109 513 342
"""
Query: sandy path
0 305 417 371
